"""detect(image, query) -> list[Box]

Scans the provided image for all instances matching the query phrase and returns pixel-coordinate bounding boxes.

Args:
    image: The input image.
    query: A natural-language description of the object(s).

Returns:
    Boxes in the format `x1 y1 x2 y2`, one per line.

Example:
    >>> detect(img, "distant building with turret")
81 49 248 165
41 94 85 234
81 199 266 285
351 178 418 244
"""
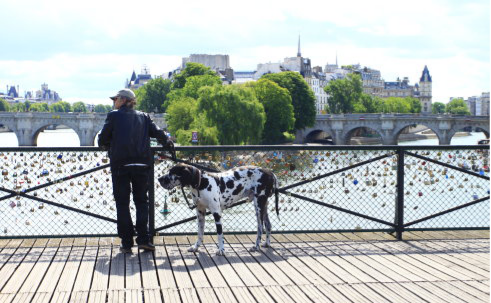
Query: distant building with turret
126 66 153 90
34 83 61 104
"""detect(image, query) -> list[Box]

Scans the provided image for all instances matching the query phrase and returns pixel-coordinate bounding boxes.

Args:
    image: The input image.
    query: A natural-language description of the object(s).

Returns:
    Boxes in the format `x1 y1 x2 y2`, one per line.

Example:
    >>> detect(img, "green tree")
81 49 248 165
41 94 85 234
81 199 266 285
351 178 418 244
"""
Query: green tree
166 97 198 136
0 98 9 111
49 101 71 112
324 73 363 114
72 101 87 113
432 102 446 114
380 97 411 113
9 102 26 112
94 104 109 113
446 98 471 115
247 79 295 143
29 103 49 112
353 94 383 113
198 85 265 145
165 74 221 110
172 63 218 90
261 71 316 131
105 105 113 112
405 97 422 113
135 78 171 113
24 101 31 111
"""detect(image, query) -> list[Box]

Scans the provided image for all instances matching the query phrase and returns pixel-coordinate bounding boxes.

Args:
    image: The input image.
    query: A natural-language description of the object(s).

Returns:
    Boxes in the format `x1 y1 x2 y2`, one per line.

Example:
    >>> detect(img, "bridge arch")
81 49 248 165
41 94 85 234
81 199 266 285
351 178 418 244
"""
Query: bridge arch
342 126 384 145
392 123 442 145
448 124 490 145
32 122 82 146
0 120 19 146
304 128 335 144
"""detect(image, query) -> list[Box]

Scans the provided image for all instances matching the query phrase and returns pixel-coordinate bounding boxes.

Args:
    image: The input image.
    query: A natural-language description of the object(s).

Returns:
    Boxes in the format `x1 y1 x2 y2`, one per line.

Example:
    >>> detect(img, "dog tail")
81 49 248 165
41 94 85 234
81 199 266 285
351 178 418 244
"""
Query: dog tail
274 173 280 219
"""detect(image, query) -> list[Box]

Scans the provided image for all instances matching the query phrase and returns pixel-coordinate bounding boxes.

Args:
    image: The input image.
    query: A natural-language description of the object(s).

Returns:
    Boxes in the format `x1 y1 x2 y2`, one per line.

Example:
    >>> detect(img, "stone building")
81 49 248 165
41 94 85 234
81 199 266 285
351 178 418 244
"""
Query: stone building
463 92 490 116
418 66 432 113
182 54 234 83
126 66 152 90
34 83 61 104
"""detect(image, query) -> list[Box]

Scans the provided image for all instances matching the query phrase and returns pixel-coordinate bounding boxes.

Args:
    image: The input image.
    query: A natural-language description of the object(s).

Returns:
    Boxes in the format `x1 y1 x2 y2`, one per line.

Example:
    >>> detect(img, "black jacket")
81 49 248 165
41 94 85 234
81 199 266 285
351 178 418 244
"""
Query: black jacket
98 105 167 168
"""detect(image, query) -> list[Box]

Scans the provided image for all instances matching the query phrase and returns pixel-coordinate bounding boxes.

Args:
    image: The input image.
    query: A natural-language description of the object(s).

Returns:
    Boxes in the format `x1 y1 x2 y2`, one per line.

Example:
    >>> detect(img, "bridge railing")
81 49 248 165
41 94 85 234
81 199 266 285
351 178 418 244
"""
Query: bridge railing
0 145 488 240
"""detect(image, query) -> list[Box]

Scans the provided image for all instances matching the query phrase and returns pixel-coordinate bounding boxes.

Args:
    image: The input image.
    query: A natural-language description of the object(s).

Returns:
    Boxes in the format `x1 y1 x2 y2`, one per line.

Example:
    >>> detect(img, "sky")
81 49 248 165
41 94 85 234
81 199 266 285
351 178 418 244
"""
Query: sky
0 0 489 105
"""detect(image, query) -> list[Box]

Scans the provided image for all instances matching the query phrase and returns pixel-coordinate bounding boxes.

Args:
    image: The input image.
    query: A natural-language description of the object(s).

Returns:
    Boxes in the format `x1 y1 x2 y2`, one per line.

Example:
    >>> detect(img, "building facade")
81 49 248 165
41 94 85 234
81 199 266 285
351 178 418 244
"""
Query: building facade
126 66 152 90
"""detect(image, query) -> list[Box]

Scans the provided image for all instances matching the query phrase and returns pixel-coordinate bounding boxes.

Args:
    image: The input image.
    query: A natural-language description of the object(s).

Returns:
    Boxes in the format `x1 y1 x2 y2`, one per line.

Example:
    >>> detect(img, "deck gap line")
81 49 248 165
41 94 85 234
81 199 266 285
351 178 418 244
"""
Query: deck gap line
64 238 88 303
162 236 185 303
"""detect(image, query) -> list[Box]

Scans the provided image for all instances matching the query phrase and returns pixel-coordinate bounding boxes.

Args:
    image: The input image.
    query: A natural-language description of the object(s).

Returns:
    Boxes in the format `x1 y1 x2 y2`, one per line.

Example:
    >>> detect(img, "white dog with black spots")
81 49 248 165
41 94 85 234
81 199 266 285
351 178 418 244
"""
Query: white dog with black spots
158 164 279 255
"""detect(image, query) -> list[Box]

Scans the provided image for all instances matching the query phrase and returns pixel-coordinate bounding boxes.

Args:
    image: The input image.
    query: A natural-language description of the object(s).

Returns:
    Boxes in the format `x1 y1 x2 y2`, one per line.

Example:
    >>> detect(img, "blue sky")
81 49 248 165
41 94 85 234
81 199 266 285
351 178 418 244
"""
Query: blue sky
0 0 489 105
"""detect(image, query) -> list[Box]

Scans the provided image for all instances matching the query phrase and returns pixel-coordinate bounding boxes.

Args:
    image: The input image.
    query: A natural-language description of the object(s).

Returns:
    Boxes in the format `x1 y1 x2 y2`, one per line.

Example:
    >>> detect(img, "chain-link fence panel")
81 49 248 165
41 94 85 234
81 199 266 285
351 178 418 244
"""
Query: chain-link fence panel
0 149 122 237
154 147 401 234
402 147 490 230
1 145 489 238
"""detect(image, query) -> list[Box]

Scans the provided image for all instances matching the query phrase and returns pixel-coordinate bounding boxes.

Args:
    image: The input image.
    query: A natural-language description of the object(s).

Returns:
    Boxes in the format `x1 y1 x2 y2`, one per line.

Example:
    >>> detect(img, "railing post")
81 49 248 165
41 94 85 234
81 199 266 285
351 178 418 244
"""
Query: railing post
395 147 405 240
148 152 156 243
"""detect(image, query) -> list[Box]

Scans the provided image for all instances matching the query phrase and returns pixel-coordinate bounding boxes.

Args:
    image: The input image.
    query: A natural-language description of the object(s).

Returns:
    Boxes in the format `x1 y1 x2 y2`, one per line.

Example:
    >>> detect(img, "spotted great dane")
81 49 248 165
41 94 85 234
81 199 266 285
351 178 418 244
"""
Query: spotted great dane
158 164 279 255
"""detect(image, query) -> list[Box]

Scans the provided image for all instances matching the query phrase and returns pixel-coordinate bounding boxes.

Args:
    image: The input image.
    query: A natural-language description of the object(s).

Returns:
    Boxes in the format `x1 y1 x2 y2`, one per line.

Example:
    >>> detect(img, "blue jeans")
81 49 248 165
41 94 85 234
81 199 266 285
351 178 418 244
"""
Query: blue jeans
111 165 150 247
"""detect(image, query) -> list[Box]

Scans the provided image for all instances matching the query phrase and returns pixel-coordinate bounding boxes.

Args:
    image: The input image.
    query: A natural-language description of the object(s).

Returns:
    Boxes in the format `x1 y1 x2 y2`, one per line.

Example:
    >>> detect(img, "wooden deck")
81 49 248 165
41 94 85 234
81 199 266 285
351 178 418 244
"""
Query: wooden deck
0 231 488 303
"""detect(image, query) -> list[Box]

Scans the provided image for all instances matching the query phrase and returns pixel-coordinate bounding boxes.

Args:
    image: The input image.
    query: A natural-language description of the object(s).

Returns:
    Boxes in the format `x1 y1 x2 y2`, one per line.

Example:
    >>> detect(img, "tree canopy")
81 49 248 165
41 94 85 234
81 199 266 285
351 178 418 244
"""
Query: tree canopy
0 98 9 111
72 101 87 113
324 73 363 114
29 103 49 112
171 63 219 90
446 98 471 115
246 79 295 143
94 104 110 113
432 102 446 114
49 101 71 113
261 71 316 131
136 77 172 113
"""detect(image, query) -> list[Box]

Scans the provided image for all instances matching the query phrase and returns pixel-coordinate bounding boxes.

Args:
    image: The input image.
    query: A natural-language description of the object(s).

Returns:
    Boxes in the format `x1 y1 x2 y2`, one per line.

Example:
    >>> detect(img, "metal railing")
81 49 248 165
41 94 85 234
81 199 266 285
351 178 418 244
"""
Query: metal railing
0 145 489 240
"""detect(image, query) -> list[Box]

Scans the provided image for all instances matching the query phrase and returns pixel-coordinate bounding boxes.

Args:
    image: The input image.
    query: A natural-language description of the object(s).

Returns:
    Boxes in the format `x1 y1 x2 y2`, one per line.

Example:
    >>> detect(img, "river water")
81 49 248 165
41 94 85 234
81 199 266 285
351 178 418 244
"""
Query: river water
0 129 487 147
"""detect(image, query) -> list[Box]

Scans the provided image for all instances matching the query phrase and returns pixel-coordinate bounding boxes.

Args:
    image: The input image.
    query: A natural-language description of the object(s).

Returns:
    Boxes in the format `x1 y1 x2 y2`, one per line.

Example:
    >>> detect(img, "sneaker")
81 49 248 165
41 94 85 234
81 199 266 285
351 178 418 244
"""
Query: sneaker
119 245 133 254
138 243 155 252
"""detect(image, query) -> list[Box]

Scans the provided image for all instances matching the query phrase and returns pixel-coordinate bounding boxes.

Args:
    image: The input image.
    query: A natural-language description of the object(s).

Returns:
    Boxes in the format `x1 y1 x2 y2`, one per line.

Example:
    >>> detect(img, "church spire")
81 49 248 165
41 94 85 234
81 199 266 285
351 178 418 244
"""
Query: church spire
297 35 301 57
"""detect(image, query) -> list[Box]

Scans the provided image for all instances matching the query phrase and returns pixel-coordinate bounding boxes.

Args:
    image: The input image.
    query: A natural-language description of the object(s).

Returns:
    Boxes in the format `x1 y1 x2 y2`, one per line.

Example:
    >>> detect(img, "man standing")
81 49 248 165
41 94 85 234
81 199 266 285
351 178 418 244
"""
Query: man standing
98 88 171 253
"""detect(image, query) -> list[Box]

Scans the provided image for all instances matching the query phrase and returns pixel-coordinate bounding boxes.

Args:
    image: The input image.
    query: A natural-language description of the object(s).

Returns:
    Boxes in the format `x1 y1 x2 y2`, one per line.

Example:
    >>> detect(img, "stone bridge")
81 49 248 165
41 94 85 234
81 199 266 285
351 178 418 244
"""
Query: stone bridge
295 114 490 145
0 112 166 146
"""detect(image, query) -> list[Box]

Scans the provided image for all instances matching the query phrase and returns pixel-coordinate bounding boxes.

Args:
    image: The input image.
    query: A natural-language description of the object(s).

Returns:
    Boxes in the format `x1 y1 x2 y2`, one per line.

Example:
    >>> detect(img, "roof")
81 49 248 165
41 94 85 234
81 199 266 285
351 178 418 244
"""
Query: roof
420 65 432 82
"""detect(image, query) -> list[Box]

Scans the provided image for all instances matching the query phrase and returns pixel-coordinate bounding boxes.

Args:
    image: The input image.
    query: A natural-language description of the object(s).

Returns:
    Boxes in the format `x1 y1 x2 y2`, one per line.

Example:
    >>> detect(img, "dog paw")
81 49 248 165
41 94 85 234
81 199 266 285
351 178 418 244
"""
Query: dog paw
249 246 260 252
216 249 225 256
187 246 199 253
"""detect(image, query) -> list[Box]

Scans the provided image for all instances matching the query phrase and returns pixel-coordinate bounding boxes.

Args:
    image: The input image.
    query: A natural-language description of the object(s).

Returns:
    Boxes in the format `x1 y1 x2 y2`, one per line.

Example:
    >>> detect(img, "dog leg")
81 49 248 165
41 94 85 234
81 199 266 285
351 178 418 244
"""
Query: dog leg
261 206 272 248
250 196 265 252
188 208 205 252
212 211 225 256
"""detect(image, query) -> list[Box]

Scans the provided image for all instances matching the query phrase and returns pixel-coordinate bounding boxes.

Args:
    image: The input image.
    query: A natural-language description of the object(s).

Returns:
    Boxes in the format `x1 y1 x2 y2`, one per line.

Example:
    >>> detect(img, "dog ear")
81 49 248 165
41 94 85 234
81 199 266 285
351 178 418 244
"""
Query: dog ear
188 166 201 189
171 164 200 189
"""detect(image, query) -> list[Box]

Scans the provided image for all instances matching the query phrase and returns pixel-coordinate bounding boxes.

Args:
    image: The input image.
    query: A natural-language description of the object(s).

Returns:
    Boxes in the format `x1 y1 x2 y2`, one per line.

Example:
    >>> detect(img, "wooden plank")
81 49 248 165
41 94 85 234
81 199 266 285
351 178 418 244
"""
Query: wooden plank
415 281 467 303
266 239 336 285
139 248 160 290
223 286 256 303
367 283 421 303
333 284 373 303
90 246 111 291
412 240 489 278
183 238 242 303
160 288 181 303
265 285 302 303
370 241 457 281
72 245 98 293
283 234 376 284
1 240 47 295
400 281 454 303
125 252 142 290
31 239 74 302
444 281 489 303
378 282 428 303
243 234 312 286
164 242 200 302
463 280 491 295
154 243 181 302
16 238 62 302
87 290 107 303
107 246 125 290
314 284 352 303
51 238 86 296
143 289 162 303
126 289 142 303
174 237 221 303
351 283 392 303
248 286 273 303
